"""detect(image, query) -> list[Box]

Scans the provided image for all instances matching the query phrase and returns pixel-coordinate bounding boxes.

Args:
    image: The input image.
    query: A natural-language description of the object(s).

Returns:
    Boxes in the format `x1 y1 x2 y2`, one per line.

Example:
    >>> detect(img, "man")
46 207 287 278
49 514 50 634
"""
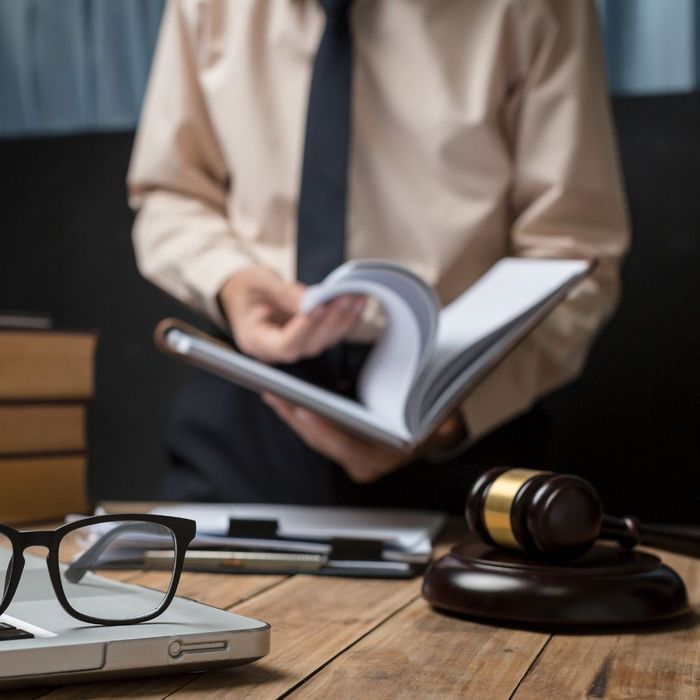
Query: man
128 0 629 512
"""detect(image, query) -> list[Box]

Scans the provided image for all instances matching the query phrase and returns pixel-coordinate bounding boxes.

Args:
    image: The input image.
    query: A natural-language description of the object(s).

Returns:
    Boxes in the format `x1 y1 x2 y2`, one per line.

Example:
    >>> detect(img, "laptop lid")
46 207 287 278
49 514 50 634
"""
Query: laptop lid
0 551 270 688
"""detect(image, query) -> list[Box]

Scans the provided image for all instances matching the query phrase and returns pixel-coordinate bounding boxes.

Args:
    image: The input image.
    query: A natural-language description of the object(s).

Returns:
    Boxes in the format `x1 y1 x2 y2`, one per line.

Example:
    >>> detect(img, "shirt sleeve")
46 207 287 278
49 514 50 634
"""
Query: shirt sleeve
460 0 630 440
127 0 257 327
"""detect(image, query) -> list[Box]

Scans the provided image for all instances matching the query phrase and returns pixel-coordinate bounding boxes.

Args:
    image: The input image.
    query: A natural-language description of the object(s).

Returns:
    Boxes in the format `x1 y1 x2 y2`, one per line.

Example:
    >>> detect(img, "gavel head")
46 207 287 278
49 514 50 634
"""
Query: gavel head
465 468 603 560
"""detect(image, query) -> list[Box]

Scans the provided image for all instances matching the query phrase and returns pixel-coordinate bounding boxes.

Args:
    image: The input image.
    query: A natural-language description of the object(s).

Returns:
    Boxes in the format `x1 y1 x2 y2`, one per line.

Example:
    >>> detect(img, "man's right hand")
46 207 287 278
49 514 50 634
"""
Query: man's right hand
218 266 365 364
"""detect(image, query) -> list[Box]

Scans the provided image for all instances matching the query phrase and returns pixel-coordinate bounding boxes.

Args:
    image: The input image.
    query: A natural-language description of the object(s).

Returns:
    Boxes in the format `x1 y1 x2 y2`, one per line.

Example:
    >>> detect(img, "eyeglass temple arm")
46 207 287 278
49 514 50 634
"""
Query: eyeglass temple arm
64 523 160 584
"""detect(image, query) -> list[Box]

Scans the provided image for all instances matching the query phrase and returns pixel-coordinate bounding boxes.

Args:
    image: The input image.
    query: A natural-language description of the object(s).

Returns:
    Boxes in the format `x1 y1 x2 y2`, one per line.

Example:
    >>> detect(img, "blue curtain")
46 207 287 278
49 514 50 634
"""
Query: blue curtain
0 0 698 137
598 0 700 95
0 0 164 137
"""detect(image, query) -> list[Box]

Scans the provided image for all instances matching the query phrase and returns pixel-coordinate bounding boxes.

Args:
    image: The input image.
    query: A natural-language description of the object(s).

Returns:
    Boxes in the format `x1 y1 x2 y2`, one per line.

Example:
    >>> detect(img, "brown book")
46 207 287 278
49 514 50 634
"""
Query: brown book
0 404 86 455
0 454 88 523
0 330 97 401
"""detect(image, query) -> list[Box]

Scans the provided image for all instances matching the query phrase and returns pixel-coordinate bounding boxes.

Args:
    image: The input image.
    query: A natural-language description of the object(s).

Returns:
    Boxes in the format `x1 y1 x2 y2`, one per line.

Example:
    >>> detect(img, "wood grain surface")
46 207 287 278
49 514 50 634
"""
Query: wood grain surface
170 575 423 699
287 597 549 699
511 551 700 700
3 515 699 699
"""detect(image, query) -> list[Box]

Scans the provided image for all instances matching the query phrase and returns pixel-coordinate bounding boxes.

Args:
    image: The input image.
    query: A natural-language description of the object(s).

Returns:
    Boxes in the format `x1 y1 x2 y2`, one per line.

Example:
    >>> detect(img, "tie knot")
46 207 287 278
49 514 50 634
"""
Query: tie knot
319 0 351 20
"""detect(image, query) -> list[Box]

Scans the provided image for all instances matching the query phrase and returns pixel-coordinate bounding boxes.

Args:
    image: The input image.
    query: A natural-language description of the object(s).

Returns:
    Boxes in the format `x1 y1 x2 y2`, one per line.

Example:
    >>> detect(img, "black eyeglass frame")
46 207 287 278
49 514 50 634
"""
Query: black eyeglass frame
0 513 196 626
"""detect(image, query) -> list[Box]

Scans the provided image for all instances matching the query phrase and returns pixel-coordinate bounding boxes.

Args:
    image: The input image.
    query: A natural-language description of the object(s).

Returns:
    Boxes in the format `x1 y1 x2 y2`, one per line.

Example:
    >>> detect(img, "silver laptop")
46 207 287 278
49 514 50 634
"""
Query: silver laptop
0 551 270 688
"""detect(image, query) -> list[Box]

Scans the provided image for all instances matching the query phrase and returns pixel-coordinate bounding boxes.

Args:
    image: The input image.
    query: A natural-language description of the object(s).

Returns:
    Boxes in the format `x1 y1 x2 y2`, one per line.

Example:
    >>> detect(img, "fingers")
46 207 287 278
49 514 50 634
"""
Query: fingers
267 278 306 317
237 301 323 363
229 263 365 363
300 296 365 358
247 295 365 364
436 414 460 437
226 268 309 361
262 394 403 483
411 412 467 460
270 307 329 363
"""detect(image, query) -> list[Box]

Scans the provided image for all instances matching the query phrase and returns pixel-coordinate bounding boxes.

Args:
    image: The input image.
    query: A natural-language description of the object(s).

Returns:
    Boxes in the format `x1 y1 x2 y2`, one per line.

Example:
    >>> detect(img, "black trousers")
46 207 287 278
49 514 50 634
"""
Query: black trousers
160 345 552 514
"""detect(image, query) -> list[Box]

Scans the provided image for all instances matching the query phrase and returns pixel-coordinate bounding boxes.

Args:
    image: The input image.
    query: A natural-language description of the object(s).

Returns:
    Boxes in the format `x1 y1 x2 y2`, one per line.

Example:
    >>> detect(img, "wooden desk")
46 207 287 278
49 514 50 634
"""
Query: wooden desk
7 518 700 699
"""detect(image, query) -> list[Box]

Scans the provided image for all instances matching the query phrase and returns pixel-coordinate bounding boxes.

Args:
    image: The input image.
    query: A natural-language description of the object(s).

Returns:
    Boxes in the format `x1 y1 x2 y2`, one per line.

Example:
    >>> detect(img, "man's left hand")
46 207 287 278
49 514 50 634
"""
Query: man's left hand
262 394 466 483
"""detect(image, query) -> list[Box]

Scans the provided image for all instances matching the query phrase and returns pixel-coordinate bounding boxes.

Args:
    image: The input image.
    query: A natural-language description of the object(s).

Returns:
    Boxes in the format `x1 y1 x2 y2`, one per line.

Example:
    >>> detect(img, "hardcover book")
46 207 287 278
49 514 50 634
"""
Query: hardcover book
156 257 590 450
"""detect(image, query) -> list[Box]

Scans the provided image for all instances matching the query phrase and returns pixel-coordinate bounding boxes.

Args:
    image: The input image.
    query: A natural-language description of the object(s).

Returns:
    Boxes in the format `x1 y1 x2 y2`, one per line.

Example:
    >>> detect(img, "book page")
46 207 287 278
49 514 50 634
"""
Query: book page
302 261 439 428
405 258 590 432
305 260 438 353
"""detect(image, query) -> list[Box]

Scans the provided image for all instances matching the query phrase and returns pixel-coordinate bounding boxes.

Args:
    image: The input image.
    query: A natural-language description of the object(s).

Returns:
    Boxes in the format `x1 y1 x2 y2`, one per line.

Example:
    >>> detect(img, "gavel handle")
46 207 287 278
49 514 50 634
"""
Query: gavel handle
601 515 700 559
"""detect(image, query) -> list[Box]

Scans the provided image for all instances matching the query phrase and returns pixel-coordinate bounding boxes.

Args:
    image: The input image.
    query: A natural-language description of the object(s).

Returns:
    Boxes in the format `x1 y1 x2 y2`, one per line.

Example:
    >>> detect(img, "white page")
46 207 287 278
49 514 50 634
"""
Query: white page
302 261 439 427
419 258 589 393
304 260 438 355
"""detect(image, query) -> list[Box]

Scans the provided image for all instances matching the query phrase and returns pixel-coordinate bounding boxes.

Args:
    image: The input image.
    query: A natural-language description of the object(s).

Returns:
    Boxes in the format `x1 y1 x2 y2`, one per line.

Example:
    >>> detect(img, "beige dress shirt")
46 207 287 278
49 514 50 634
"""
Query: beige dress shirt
128 0 629 441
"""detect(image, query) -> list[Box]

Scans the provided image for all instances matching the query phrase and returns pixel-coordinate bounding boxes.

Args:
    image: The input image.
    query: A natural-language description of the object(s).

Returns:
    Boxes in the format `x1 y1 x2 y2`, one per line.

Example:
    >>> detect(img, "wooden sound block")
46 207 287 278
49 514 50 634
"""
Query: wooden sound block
422 542 690 627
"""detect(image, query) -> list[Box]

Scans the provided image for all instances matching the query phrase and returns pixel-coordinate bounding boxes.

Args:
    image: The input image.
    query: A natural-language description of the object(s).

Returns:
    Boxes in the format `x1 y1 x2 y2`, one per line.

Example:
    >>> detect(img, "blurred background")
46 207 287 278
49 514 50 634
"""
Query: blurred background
0 0 698 520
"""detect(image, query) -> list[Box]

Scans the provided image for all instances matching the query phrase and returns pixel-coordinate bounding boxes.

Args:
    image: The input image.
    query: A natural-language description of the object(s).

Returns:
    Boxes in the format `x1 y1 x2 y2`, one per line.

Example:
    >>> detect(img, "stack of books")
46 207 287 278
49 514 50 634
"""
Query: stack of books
0 313 97 523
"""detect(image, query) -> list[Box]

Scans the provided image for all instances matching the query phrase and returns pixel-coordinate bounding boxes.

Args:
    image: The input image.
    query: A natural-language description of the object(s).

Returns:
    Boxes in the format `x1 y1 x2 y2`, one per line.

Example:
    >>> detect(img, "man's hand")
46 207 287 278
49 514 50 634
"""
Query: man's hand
219 266 365 364
263 394 467 483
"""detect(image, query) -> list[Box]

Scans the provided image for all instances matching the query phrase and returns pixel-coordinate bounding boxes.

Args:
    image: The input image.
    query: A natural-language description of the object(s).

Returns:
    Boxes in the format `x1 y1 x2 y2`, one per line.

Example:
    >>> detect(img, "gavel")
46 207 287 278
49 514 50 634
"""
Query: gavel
466 467 700 561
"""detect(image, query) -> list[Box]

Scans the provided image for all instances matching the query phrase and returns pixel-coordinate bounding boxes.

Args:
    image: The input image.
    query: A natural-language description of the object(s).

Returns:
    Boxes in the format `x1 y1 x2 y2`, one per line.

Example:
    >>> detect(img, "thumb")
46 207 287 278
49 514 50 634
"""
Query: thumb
436 415 459 437
266 278 307 316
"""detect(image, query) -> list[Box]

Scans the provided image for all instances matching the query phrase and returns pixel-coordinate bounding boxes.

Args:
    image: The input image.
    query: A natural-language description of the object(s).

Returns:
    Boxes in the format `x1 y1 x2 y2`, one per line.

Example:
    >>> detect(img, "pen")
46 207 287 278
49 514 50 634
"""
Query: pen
144 549 327 571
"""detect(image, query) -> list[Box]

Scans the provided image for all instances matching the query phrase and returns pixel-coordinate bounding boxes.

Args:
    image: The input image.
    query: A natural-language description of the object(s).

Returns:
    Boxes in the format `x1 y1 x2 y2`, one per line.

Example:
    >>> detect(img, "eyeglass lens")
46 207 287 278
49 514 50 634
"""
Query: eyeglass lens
58 520 177 621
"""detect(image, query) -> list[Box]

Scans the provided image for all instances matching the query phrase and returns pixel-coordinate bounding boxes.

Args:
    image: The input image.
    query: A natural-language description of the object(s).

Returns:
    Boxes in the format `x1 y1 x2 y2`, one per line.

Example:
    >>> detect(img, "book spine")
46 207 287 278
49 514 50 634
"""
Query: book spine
0 332 96 401
0 454 89 524
0 327 95 523
0 404 87 456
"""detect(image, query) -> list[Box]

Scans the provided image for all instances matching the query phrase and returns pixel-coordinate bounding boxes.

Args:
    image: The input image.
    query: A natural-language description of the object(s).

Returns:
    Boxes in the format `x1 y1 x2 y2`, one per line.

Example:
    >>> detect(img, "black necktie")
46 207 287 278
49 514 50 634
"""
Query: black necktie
296 0 353 285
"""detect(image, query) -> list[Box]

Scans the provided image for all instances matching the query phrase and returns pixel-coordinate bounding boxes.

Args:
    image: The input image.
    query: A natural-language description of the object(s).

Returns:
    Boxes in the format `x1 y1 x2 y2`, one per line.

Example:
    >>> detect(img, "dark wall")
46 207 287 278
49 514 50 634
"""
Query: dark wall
0 93 698 520
0 131 200 500
541 92 700 523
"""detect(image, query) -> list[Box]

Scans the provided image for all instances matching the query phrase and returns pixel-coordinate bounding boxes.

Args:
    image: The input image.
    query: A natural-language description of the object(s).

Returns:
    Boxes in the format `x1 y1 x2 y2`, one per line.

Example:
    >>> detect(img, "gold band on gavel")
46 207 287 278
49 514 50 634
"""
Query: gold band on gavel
483 469 549 549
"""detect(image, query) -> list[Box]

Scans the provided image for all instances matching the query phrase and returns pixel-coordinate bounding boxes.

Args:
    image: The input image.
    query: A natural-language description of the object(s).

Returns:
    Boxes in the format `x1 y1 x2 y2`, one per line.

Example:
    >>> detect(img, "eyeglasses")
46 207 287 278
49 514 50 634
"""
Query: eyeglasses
0 514 196 626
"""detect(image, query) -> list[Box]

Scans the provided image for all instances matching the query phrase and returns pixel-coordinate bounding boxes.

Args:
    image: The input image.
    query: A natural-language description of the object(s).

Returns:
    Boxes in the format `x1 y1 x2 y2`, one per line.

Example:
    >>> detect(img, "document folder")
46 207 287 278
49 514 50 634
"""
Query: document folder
148 504 448 578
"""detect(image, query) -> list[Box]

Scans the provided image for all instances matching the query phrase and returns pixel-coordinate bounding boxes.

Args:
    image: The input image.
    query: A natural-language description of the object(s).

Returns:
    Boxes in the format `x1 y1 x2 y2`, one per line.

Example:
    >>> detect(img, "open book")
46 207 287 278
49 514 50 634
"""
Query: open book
155 257 590 450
